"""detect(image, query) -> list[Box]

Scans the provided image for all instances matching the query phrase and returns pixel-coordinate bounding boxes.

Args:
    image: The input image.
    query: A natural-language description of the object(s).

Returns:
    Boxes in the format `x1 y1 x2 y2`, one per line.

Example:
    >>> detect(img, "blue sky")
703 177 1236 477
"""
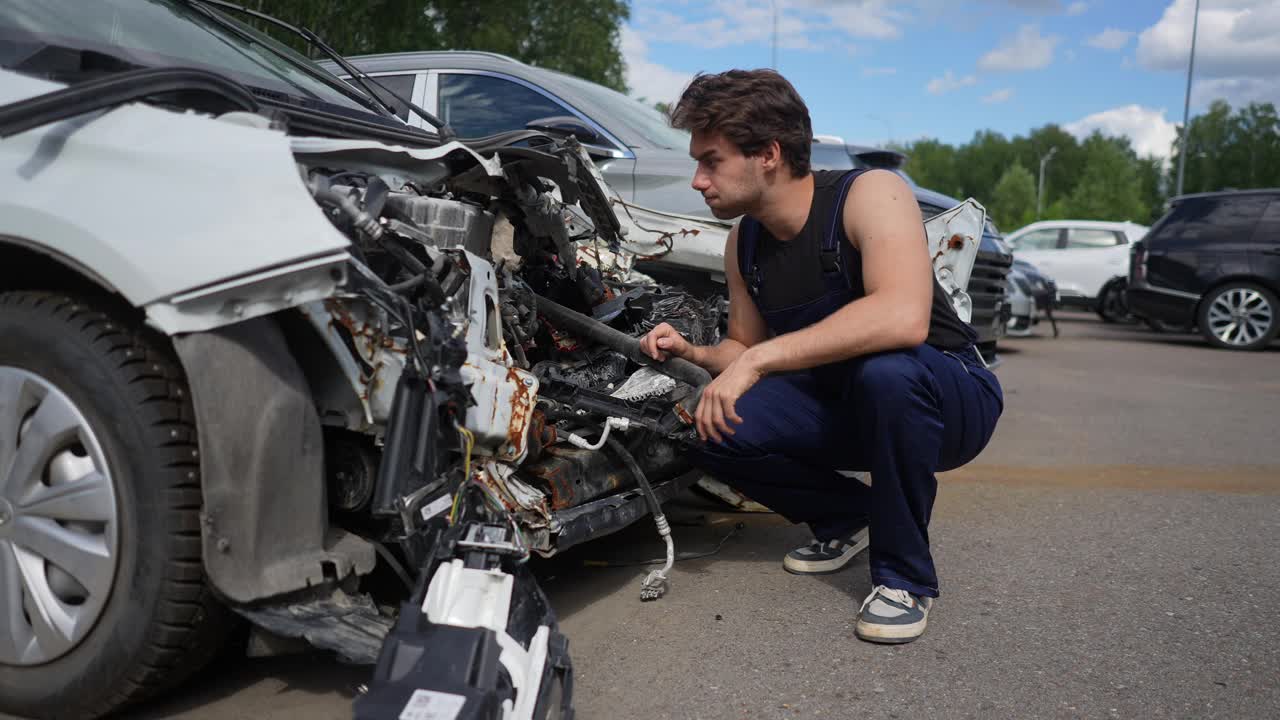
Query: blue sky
621 0 1280 161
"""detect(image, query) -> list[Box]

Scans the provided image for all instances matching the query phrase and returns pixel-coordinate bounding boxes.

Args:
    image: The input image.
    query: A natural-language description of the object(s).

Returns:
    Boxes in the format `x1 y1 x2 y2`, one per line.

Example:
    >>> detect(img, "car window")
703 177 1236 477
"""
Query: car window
1150 195 1270 248
553 73 690 150
1013 228 1061 250
1251 200 1280 244
0 0 370 113
355 74 415 121
439 73 570 138
1065 229 1122 248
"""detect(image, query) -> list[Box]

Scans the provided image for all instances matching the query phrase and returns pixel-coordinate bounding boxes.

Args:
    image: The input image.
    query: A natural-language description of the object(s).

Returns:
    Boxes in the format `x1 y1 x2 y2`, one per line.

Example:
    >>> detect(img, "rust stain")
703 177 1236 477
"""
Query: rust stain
673 401 695 426
529 411 556 450
933 234 970 263
505 367 533 458
325 298 405 353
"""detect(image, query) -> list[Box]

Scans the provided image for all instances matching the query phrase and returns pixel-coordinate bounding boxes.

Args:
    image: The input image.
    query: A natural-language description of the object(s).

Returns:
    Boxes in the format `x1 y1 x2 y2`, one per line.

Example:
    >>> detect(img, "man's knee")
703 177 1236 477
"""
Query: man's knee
704 374 809 457
849 351 932 401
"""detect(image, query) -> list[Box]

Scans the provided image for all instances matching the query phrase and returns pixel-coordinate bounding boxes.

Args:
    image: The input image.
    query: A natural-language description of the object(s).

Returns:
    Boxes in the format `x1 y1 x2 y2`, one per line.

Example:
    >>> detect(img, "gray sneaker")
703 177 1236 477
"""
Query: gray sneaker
782 526 870 574
855 585 933 644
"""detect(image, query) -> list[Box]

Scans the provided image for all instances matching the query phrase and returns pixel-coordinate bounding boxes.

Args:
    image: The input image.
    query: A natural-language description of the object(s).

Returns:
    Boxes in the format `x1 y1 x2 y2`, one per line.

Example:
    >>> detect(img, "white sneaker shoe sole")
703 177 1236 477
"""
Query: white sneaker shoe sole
855 598 932 644
782 528 870 574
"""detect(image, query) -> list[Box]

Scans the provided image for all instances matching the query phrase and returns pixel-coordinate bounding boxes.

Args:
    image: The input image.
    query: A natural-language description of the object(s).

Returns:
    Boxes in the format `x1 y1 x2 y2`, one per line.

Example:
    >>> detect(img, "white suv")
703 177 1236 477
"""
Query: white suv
1004 220 1148 321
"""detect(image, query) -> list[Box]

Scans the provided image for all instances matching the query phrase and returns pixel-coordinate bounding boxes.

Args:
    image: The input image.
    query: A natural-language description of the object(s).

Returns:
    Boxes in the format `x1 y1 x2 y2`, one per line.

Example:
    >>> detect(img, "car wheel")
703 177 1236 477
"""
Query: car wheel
1197 282 1279 351
1095 279 1131 323
0 293 232 720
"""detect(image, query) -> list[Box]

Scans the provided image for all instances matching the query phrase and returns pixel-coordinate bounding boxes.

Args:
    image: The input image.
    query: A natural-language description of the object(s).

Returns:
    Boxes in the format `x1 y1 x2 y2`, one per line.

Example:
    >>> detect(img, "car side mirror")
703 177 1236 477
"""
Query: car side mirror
525 116 605 146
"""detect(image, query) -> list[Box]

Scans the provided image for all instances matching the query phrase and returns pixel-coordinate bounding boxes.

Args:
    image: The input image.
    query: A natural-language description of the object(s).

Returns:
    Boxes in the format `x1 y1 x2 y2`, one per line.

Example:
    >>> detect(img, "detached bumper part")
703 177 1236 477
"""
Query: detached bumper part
354 523 573 720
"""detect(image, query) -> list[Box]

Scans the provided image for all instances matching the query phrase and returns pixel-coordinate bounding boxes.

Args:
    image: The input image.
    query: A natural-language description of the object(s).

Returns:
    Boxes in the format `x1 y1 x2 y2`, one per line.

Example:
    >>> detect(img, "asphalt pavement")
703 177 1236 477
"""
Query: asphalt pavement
120 313 1280 720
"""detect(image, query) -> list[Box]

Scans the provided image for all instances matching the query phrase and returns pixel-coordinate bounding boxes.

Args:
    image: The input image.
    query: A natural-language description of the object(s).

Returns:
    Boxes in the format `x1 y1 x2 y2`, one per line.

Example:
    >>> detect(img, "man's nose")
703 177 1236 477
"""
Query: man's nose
691 171 710 192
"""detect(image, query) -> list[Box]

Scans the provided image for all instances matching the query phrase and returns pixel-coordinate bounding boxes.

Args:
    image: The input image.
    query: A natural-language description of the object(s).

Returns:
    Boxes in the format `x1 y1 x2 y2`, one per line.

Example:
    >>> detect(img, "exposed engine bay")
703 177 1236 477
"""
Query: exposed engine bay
213 135 724 720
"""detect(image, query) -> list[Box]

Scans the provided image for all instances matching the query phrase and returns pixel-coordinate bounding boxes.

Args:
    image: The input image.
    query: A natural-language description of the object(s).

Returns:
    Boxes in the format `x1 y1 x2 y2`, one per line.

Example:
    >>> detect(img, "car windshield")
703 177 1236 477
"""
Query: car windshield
556 73 691 150
0 0 372 113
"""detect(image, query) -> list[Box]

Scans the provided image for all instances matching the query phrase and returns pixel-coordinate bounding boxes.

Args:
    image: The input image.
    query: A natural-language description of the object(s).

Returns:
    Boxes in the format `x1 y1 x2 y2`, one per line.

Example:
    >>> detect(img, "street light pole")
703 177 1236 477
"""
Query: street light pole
1037 146 1058 220
1175 0 1201 197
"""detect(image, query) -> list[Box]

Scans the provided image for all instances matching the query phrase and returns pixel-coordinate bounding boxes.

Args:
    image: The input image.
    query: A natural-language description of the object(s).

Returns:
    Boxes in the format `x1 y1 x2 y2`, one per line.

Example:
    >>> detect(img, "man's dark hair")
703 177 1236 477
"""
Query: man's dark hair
669 69 813 177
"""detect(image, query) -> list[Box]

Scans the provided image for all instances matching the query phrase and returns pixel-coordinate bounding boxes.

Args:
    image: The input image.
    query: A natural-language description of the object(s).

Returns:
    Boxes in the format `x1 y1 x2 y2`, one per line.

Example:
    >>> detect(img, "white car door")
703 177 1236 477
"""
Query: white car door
1053 228 1130 299
1010 226 1065 273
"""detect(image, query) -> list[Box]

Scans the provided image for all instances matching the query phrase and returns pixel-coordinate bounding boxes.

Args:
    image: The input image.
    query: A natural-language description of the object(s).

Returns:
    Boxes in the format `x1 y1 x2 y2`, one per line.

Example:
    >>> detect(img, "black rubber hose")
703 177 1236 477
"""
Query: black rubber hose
605 436 661 520
535 296 711 390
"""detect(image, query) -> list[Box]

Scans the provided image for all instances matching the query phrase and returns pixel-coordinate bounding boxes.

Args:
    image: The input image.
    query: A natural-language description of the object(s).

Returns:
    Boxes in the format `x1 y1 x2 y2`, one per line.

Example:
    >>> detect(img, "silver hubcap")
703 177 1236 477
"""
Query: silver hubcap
0 368 119 666
1207 288 1274 347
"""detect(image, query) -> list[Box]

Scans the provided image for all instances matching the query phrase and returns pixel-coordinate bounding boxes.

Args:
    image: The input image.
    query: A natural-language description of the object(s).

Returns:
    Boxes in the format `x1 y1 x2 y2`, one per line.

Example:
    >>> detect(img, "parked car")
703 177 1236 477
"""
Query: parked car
1004 220 1148 322
322 52 868 226
320 50 723 217
1127 189 1280 351
814 134 915 185
0 3 750 718
1005 258 1059 337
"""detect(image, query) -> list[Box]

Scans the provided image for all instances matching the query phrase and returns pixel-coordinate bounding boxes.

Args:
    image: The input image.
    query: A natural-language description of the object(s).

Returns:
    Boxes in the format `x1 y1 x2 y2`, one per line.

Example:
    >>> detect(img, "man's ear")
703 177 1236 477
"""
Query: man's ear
759 140 783 173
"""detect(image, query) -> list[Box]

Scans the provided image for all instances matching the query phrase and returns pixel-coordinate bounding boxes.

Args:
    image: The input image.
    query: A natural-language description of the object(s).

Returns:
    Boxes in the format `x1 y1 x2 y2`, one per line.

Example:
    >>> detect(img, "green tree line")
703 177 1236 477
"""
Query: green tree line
899 100 1280 232
242 0 630 91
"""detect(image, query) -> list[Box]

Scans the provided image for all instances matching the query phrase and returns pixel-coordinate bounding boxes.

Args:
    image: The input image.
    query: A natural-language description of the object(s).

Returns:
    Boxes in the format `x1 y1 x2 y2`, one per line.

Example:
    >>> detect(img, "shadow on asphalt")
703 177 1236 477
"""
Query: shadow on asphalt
127 491 789 720
130 653 367 719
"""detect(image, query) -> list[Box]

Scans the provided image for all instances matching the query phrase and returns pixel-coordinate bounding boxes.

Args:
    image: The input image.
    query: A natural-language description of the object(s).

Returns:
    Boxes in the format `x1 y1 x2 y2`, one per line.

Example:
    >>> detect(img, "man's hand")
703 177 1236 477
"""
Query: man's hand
695 352 764 444
639 322 693 362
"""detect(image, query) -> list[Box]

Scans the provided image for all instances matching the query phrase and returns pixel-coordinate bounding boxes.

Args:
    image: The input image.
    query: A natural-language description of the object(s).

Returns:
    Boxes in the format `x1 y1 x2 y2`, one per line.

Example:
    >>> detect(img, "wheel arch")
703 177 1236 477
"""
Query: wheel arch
1195 274 1280 317
0 236 128 304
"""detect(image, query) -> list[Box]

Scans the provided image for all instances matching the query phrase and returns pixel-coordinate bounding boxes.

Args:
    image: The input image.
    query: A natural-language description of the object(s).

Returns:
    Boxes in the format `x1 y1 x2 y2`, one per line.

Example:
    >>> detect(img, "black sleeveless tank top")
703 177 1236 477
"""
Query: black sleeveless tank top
739 169 977 351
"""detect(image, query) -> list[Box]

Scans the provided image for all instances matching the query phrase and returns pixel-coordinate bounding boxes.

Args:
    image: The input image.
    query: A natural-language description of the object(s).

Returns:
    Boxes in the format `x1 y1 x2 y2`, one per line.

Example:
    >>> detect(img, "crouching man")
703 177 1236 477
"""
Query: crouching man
640 70 1004 643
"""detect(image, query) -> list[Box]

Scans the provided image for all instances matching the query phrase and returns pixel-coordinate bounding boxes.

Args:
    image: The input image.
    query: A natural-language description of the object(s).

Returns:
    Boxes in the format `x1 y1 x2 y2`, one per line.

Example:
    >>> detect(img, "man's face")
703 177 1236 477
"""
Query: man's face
689 130 763 219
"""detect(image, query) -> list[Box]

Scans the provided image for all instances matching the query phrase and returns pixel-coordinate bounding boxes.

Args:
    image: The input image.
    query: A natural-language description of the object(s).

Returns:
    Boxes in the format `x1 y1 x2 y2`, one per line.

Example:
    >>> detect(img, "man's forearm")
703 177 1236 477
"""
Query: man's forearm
688 338 750 375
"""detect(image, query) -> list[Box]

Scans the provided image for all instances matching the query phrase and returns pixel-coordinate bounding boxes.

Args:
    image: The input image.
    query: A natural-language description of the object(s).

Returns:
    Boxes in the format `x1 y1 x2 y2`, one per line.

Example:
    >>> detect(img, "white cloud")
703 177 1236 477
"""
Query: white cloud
1086 28 1135 50
982 88 1016 104
632 1 819 50
862 66 898 77
805 0 910 40
1065 105 1180 161
926 70 978 95
978 24 1061 71
1136 0 1280 105
620 27 694 106
1066 1 1088 15
629 0 907 54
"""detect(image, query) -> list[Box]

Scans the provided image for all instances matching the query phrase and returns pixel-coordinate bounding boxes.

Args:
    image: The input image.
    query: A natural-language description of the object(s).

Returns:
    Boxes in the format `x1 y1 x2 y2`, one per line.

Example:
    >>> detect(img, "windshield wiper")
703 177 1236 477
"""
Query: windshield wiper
187 0 454 139
0 66 258 138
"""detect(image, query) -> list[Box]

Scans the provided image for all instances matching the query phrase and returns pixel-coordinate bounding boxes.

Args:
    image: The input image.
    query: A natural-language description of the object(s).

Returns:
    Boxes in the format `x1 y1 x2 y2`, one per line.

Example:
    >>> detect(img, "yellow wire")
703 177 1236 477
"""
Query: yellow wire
449 426 474 524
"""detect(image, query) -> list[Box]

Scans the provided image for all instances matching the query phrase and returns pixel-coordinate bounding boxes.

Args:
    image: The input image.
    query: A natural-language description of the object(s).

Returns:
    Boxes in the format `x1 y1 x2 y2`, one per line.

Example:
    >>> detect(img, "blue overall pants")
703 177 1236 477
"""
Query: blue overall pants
692 185 1004 598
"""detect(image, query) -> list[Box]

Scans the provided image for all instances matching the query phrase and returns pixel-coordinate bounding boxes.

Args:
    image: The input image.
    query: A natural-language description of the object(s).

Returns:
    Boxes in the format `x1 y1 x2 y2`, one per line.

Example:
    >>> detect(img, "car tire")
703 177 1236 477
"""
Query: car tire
0 292 232 720
1197 282 1279 351
1095 278 1131 323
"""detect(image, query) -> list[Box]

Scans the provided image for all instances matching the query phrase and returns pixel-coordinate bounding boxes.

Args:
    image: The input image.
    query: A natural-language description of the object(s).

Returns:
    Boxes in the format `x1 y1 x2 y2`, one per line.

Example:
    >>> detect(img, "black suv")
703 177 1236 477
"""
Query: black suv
1127 189 1280 350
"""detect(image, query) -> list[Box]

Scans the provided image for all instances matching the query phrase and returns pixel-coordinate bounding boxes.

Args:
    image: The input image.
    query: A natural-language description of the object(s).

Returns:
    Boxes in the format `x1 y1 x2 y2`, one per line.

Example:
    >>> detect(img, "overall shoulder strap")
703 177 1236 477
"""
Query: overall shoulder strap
820 169 865 275
737 216 761 283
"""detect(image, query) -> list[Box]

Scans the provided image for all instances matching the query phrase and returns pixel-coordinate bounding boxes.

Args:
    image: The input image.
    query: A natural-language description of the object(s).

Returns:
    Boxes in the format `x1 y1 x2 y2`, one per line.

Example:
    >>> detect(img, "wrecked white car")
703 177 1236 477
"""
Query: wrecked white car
0 2 732 718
